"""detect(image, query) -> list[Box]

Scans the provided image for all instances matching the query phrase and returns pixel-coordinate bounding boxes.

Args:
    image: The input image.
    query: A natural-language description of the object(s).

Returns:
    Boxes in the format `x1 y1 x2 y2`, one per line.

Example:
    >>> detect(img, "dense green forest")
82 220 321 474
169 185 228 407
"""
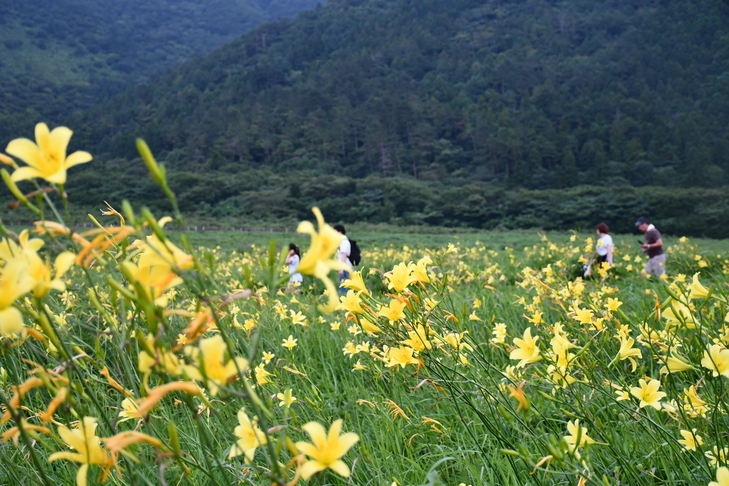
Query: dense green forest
0 0 323 140
5 0 729 237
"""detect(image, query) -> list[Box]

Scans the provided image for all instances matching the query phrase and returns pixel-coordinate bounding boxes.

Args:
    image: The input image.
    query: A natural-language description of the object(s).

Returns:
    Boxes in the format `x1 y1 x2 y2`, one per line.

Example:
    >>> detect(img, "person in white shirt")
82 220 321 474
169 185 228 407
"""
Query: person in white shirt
596 222 613 266
334 224 352 293
285 243 303 289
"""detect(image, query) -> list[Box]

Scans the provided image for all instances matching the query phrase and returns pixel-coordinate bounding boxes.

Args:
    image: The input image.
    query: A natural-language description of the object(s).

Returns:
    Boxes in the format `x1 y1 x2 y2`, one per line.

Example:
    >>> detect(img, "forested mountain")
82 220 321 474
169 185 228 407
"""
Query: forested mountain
9 0 729 236
0 0 323 139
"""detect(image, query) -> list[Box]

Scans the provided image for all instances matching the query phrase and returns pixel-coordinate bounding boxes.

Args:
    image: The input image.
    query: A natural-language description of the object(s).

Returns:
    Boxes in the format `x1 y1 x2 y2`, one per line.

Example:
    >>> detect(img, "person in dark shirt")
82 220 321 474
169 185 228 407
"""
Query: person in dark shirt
635 217 665 277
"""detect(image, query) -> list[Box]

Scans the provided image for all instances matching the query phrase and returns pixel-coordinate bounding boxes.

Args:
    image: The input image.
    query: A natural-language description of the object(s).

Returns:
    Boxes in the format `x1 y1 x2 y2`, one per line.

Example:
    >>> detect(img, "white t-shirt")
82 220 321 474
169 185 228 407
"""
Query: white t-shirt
597 234 613 256
338 237 352 267
288 254 302 283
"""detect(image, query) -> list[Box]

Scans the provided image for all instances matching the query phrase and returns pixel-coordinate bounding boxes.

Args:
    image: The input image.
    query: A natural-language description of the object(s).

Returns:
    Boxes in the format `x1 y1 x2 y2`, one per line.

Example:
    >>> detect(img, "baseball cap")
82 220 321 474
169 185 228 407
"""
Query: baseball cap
635 217 648 227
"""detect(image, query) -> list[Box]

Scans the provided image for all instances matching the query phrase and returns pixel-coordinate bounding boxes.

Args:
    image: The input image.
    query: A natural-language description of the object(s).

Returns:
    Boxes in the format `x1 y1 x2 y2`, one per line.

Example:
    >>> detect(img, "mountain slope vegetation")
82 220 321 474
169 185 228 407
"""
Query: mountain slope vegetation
0 0 323 139
8 0 729 236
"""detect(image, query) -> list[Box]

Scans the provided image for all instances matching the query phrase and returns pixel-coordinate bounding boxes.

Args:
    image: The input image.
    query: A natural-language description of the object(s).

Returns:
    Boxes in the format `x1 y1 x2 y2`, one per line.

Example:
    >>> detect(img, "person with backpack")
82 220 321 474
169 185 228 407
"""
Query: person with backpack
334 224 353 293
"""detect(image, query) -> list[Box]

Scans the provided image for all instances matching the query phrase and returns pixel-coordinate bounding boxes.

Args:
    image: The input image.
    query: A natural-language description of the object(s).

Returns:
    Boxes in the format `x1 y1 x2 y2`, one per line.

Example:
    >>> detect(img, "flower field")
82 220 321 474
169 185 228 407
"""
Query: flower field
2 126 729 486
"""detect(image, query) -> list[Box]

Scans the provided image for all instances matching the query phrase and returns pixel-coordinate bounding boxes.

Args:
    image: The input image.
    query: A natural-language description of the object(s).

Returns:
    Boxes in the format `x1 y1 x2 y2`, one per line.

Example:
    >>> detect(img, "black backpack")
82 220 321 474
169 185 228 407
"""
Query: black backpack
349 239 361 266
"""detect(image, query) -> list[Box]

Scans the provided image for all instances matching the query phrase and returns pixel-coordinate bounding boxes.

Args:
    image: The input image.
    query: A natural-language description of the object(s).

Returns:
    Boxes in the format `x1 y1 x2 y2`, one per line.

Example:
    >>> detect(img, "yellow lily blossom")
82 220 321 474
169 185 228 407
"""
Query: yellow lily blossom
48 417 110 486
688 272 709 299
401 325 433 352
338 290 364 314
0 259 36 335
677 429 703 452
277 389 297 408
564 419 596 449
410 257 432 284
702 344 729 378
709 467 729 486
377 299 407 322
663 300 696 329
116 398 143 424
296 207 349 312
295 419 359 479
183 335 248 396
659 353 695 374
0 230 44 262
26 251 76 298
630 378 666 410
228 409 267 461
282 335 298 350
359 317 382 334
385 346 420 368
6 122 92 184
492 323 507 344
615 334 642 371
342 271 369 295
510 328 542 368
385 262 418 293
573 307 594 325
683 386 707 417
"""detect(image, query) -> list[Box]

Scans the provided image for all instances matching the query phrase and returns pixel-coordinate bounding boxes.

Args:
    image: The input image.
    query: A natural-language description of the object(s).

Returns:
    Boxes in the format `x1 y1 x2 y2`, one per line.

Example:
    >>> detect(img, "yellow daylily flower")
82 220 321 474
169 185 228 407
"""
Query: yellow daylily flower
26 251 76 298
0 230 44 262
710 467 729 486
401 325 432 352
295 420 359 479
564 419 596 449
410 257 432 284
688 272 709 299
183 335 248 396
228 409 267 461
385 346 420 368
338 290 364 314
48 417 110 486
659 353 695 374
573 307 594 325
510 328 542 368
615 335 642 371
282 335 298 350
342 271 369 295
0 259 36 335
6 122 92 184
630 378 666 410
359 317 382 334
386 262 418 293
677 429 703 452
663 300 696 329
277 389 297 408
116 398 143 424
377 299 407 322
702 344 729 378
296 207 348 312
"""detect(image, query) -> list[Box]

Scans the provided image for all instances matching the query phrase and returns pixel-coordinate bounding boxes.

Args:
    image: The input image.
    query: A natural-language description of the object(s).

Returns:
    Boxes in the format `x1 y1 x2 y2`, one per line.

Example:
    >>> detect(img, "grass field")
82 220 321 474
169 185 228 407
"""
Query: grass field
2 210 729 485
2 130 729 485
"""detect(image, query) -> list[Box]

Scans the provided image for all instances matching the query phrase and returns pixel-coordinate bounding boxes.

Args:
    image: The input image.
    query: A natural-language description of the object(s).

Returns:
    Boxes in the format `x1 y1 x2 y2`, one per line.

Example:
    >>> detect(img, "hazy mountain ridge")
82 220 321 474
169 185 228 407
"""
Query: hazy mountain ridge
0 0 323 139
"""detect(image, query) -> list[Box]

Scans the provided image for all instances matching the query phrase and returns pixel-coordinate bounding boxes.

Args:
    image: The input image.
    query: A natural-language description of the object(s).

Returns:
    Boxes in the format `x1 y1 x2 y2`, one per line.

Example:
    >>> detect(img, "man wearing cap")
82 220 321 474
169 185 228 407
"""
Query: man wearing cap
636 217 665 277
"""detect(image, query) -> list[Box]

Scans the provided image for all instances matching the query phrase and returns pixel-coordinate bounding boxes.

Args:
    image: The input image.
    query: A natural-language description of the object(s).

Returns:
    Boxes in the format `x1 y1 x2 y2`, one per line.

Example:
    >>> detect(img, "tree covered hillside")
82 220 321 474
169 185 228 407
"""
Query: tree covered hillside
7 0 729 236
0 0 323 140
73 0 729 187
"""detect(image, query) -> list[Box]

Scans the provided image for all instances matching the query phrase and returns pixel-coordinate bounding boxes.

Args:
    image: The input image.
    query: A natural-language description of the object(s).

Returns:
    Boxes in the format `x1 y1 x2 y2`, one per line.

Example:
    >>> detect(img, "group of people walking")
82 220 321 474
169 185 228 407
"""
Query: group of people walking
588 216 665 277
287 217 666 289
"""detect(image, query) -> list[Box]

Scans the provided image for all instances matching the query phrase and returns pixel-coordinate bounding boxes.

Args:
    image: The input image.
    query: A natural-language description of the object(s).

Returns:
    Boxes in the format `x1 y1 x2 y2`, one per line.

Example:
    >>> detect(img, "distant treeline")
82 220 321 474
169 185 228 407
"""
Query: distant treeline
10 168 727 238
